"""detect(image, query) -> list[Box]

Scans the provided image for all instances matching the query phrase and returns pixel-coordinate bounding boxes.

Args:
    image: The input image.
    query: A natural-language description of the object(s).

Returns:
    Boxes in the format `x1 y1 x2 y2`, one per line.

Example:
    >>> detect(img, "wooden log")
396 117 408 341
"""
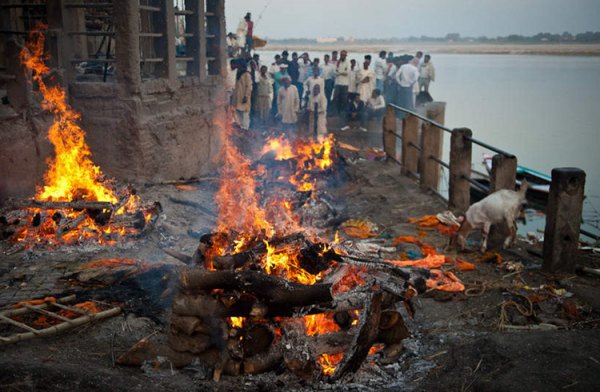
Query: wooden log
56 213 88 237
401 115 420 177
170 315 205 336
420 102 446 192
377 310 410 345
330 290 383 381
211 232 307 270
243 343 283 375
449 128 473 214
242 324 274 357
4 198 114 211
543 168 586 273
179 269 333 308
490 154 517 193
168 331 213 354
382 106 398 160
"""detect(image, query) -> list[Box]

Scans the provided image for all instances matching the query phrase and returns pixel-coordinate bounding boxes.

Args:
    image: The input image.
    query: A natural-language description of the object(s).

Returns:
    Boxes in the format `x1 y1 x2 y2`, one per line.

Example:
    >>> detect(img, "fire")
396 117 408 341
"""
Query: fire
318 353 344 376
228 317 245 328
263 241 319 285
9 27 156 249
303 313 341 336
20 27 116 204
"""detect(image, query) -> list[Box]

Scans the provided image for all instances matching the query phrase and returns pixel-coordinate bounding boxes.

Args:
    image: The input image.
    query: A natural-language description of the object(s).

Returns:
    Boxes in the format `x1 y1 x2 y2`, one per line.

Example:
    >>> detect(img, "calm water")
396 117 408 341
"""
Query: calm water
257 50 600 239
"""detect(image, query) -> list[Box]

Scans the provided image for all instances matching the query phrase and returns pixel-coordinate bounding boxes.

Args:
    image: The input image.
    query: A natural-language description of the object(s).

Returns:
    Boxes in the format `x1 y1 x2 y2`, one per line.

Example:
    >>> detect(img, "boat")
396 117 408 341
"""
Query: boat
470 156 551 209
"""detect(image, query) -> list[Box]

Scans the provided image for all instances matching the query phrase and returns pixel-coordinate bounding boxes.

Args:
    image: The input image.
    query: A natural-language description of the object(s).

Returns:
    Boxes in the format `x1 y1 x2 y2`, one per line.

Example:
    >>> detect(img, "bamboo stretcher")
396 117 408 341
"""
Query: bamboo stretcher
0 295 121 345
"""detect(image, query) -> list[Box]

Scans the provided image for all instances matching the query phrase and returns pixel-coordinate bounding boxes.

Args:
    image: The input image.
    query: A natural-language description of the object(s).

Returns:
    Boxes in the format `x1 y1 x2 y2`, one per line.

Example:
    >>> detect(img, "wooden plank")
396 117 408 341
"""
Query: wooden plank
401 115 420 178
449 128 473 213
542 168 586 273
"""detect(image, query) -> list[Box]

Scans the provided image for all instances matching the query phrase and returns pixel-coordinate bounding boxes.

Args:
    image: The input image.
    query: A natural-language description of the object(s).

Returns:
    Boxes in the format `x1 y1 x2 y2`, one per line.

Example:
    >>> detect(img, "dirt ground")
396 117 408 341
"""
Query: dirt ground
1 124 599 391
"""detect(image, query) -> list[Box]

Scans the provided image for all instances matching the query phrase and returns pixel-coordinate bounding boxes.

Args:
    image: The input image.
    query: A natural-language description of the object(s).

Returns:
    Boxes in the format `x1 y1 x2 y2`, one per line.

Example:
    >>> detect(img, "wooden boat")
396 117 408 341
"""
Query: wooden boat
470 157 551 209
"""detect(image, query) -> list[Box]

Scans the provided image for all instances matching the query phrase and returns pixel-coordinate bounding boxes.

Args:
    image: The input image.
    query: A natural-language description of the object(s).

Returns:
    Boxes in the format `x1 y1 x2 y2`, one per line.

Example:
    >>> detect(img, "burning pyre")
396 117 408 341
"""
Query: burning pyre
0 28 159 252
153 112 464 381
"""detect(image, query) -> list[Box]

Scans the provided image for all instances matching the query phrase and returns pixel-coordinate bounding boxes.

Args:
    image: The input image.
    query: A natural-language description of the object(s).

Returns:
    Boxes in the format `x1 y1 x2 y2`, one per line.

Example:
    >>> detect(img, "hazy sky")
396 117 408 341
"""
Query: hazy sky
225 0 600 39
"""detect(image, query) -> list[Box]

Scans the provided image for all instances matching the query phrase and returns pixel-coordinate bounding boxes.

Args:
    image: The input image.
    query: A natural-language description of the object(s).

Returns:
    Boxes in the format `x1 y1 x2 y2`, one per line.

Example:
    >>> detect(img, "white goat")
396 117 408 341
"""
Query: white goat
455 181 528 252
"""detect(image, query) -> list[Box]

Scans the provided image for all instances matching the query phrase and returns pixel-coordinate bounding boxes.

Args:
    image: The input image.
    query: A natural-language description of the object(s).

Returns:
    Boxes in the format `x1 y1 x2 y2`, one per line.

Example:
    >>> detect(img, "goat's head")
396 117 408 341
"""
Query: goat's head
450 215 470 250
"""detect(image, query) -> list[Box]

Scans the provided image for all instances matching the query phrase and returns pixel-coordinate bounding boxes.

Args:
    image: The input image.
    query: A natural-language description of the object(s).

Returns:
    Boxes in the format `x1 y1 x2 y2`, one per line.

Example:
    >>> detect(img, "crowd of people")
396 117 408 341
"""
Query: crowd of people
227 14 436 136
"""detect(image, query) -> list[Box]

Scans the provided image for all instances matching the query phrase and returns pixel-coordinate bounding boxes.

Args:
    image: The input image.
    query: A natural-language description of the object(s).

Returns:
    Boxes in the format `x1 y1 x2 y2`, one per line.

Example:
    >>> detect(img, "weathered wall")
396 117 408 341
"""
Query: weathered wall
0 112 53 199
0 77 225 200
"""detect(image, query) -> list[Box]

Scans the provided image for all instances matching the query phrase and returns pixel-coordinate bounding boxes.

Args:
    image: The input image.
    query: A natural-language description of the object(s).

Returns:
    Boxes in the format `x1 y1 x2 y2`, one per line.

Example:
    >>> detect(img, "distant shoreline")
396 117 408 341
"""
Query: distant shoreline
261 42 600 56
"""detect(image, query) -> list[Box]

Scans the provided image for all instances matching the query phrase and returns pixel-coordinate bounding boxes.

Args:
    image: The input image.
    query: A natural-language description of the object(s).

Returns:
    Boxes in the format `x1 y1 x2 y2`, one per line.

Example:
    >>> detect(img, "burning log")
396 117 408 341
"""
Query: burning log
243 342 283 375
211 232 307 270
56 212 87 237
330 291 383 381
168 331 213 354
179 269 333 309
4 198 114 212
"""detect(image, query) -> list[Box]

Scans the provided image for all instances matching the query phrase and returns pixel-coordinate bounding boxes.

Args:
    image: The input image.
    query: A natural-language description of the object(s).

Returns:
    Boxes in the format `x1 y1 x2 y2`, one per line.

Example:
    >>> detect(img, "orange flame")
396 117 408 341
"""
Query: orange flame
318 353 344 376
20 27 116 204
303 313 341 336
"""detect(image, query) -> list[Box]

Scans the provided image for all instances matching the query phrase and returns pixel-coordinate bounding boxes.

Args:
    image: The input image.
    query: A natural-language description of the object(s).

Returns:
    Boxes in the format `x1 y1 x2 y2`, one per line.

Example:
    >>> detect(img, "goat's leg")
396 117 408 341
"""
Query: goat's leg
480 222 491 253
503 219 517 249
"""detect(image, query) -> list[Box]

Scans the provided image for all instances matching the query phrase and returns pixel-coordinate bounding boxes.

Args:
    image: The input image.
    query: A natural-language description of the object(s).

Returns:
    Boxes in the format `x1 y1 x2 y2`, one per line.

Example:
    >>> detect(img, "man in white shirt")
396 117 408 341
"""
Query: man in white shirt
419 54 435 92
374 51 387 92
303 65 325 109
348 59 358 94
332 50 350 117
396 56 419 114
321 54 336 112
277 76 300 134
367 89 386 120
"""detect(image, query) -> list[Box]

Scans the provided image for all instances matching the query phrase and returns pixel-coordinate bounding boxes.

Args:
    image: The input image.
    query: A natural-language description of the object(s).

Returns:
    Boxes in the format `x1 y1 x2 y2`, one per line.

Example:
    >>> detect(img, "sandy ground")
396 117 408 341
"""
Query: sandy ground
1 123 599 391
264 42 600 56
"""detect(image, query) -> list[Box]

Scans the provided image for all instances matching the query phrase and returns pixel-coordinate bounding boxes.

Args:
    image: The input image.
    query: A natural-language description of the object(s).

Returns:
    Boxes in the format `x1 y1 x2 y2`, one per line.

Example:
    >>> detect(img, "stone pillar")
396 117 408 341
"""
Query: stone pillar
449 128 472 213
490 154 517 192
542 168 586 273
185 0 207 81
114 0 141 94
401 115 420 178
153 0 177 84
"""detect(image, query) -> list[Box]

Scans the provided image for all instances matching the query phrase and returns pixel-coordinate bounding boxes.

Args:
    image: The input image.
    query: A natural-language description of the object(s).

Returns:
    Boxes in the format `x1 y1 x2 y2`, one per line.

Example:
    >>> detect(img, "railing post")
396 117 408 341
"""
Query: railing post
401 115 420 178
420 102 446 192
382 106 397 161
542 168 586 273
449 128 472 213
490 154 517 192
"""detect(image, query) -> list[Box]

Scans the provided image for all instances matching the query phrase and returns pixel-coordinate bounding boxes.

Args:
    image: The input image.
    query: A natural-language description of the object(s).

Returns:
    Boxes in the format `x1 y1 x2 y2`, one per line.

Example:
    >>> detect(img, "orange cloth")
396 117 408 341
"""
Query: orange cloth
426 270 465 292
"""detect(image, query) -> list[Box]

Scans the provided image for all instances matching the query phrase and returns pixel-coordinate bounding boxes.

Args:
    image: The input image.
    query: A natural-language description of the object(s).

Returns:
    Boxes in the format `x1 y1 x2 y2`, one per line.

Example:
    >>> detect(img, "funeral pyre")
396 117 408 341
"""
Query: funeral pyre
114 114 465 382
0 28 160 253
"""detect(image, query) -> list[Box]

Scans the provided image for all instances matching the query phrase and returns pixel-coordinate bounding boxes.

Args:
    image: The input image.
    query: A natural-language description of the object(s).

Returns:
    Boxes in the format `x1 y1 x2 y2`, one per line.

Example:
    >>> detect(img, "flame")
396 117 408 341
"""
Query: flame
10 27 153 249
304 313 341 336
20 27 116 204
263 241 319 285
318 353 344 376
228 317 245 328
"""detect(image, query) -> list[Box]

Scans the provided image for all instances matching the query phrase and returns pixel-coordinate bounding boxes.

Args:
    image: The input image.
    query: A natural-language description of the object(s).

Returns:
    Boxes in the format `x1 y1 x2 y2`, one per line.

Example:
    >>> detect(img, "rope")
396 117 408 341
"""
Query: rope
498 293 534 330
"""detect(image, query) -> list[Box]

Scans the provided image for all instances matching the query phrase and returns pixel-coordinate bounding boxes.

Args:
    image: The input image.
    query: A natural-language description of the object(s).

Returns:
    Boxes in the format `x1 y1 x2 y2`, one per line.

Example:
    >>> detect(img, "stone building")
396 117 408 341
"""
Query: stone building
0 0 227 199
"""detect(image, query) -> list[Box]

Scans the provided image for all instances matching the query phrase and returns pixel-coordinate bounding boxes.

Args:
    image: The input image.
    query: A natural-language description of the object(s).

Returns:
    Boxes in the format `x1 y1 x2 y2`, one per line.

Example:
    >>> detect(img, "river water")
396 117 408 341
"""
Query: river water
257 50 600 240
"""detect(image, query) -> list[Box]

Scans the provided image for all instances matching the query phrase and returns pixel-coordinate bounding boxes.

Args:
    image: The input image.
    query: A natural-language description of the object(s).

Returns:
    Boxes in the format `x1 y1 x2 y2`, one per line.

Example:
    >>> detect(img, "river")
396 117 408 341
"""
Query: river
256 50 600 240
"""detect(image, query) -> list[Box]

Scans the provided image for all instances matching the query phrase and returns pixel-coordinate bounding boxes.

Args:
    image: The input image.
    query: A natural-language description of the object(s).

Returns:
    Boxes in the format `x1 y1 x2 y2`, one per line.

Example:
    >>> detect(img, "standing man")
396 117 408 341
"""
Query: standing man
244 13 253 54
332 50 350 117
374 51 387 92
273 63 289 115
236 14 248 54
288 52 301 99
357 60 375 103
277 76 300 134
255 65 273 127
321 54 336 113
307 84 328 139
415 51 423 64
419 54 435 92
235 62 253 130
303 64 324 109
348 59 358 95
396 56 419 116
